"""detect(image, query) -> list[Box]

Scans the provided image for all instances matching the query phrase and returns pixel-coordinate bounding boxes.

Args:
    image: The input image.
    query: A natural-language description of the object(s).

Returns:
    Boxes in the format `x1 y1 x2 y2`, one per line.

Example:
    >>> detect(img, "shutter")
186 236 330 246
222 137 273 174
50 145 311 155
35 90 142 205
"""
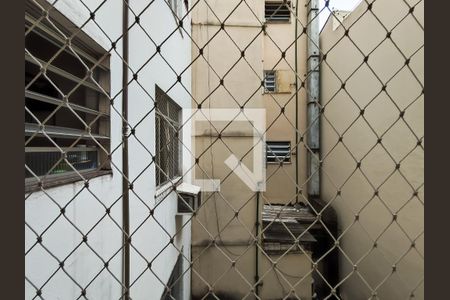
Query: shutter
276 70 293 93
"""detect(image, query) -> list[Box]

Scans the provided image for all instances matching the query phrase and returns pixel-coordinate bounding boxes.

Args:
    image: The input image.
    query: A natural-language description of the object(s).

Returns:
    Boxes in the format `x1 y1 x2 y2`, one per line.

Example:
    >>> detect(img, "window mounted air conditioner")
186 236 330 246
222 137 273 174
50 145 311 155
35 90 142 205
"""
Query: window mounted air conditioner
176 183 201 215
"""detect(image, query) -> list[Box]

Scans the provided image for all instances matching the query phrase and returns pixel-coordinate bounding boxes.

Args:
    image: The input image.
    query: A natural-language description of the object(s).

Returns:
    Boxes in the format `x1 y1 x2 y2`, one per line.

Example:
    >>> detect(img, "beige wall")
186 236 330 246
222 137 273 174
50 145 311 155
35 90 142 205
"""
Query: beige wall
320 0 424 299
191 0 311 298
192 247 314 299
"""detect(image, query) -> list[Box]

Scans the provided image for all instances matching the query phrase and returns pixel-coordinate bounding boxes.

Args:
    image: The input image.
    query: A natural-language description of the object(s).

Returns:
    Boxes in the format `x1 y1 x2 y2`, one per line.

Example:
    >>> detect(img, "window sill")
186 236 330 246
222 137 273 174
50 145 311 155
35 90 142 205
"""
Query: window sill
25 169 113 194
155 176 183 203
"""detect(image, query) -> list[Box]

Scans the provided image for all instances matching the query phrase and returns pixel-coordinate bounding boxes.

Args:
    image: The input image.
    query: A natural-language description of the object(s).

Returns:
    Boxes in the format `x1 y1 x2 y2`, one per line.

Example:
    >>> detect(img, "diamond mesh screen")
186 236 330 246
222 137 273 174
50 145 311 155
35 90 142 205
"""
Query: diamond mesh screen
25 0 424 299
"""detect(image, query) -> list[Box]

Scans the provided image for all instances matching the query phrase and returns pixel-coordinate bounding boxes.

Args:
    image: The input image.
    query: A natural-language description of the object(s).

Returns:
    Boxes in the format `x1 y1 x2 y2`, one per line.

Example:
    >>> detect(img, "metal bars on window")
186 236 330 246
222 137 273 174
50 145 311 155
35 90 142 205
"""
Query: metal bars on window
25 147 98 177
25 6 110 188
155 86 182 187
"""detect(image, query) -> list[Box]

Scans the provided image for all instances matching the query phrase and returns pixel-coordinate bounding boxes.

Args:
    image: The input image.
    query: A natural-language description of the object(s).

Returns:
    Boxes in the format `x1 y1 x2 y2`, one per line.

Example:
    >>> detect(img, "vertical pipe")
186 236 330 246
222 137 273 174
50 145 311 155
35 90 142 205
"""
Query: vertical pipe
305 2 340 298
255 191 260 297
122 1 130 299
306 0 320 199
295 0 299 204
306 1 322 296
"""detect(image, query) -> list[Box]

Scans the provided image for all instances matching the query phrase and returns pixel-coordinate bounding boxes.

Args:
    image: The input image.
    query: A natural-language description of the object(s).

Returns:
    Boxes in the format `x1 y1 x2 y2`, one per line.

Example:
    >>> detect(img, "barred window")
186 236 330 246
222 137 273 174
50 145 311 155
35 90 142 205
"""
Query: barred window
25 3 111 192
155 86 182 187
265 1 291 23
266 141 291 163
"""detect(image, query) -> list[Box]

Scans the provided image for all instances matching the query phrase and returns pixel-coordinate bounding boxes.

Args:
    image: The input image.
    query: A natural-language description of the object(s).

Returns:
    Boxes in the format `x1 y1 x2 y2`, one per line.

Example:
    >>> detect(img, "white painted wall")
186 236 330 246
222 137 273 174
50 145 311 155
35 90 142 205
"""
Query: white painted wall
25 0 192 299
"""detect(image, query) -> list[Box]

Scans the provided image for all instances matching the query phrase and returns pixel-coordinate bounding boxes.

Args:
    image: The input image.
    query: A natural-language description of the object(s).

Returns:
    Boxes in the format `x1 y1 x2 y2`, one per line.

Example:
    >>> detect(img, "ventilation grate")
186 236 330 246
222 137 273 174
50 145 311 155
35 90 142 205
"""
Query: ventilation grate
264 70 276 92
265 1 291 22
266 141 291 163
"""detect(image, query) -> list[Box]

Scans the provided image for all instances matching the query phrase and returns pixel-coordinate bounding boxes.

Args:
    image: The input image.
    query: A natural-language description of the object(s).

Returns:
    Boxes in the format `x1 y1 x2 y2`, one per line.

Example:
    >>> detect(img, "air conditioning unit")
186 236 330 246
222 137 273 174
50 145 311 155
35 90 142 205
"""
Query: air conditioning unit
176 183 201 214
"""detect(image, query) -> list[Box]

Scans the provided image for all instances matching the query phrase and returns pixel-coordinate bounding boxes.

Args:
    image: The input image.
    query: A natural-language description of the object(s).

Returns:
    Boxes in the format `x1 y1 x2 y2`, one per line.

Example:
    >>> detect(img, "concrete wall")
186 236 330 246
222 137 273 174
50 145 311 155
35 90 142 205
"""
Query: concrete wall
191 0 312 298
320 0 424 299
25 0 192 299
192 247 313 300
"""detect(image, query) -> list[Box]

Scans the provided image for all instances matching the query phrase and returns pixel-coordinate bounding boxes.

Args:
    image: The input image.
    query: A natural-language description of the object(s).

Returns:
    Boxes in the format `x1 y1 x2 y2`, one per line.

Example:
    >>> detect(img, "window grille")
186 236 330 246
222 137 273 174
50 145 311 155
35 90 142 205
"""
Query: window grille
24 5 111 191
25 147 98 178
266 141 291 163
264 70 277 93
265 1 291 23
155 86 182 186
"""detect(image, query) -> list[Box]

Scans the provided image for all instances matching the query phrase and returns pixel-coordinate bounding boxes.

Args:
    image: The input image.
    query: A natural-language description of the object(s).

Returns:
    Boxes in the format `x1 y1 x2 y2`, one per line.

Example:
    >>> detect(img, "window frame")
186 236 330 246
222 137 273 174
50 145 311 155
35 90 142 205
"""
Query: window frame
155 85 183 188
25 1 111 193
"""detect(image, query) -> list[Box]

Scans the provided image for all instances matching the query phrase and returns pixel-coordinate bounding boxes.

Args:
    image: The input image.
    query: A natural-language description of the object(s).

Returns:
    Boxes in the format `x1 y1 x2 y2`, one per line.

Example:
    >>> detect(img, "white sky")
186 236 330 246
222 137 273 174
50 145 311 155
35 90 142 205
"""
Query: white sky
318 0 363 28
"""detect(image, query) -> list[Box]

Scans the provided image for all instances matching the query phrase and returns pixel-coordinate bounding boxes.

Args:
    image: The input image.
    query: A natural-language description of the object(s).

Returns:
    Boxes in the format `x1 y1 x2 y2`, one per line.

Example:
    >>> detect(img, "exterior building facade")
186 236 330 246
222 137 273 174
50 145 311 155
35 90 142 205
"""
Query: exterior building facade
320 0 424 299
24 0 424 299
25 0 193 299
190 1 314 299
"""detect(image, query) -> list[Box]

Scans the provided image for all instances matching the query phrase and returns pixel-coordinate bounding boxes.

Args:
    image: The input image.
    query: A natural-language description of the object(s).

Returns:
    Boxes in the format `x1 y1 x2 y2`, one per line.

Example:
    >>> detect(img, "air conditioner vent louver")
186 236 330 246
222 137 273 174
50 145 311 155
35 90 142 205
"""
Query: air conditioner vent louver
176 183 201 214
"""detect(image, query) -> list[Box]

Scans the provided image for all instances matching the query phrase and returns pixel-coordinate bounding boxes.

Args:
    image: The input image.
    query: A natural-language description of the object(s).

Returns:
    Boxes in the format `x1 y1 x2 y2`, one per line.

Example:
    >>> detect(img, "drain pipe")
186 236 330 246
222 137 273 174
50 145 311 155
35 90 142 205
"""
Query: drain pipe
295 0 300 204
306 2 340 298
122 1 130 299
254 191 260 297
306 0 320 199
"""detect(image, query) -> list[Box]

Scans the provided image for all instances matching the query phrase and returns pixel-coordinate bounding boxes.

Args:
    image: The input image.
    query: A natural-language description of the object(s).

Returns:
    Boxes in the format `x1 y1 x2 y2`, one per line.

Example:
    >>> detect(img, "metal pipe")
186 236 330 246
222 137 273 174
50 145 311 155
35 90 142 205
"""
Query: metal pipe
295 0 300 204
122 1 130 299
306 0 320 199
255 191 260 297
305 2 340 298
